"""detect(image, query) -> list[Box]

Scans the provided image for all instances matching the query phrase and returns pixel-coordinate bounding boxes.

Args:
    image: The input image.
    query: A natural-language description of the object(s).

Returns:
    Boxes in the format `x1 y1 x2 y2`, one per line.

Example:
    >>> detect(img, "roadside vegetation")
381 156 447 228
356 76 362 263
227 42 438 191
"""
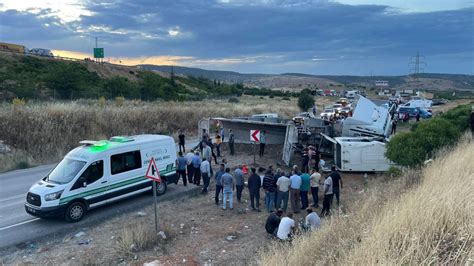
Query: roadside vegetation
386 104 471 167
260 135 473 265
0 96 299 172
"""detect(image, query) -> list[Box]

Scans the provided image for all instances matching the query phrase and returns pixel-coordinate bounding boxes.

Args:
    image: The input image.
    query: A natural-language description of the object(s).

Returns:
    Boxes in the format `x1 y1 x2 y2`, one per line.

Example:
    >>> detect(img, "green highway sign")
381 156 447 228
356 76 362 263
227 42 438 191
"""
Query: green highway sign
93 48 104 58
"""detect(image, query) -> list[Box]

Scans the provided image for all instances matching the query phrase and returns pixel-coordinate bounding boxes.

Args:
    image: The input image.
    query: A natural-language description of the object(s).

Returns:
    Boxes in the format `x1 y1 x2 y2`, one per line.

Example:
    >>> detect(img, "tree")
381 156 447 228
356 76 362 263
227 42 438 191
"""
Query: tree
297 91 314 111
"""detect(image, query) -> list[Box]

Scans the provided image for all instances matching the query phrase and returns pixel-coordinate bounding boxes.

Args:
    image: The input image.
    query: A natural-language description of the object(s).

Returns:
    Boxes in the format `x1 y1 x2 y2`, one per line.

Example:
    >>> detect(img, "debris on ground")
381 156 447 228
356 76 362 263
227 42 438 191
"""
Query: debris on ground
158 231 167 239
74 231 86 238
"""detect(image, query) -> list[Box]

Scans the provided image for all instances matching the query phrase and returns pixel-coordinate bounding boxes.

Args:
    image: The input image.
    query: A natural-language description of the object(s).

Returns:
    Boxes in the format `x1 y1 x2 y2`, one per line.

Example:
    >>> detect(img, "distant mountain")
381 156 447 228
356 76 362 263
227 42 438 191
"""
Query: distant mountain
139 65 474 91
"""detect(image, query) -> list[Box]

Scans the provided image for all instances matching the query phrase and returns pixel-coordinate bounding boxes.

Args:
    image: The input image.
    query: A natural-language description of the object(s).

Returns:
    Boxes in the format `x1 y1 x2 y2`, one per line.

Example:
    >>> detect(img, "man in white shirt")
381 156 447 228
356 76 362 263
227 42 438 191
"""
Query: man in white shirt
304 207 321 231
289 168 302 213
277 213 295 241
200 158 211 194
185 149 195 184
276 173 291 212
310 169 321 207
320 174 333 217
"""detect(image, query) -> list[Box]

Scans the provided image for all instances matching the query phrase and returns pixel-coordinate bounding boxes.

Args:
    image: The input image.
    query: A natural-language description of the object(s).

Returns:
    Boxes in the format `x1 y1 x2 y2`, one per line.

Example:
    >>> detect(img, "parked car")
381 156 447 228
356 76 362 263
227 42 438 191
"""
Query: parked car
332 104 343 113
320 108 335 120
28 48 54 57
397 106 432 119
293 112 313 125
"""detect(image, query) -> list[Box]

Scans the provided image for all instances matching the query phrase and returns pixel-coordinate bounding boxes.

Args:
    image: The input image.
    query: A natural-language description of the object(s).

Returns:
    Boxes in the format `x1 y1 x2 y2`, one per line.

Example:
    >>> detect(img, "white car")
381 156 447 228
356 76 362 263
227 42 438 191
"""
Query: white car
332 104 343 113
320 108 335 120
25 135 178 222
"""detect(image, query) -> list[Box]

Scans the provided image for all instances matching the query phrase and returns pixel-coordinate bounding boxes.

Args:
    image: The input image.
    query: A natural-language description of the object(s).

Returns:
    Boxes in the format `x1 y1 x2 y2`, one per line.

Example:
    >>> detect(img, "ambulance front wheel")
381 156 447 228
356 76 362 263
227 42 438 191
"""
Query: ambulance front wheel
64 201 86 223
155 181 167 196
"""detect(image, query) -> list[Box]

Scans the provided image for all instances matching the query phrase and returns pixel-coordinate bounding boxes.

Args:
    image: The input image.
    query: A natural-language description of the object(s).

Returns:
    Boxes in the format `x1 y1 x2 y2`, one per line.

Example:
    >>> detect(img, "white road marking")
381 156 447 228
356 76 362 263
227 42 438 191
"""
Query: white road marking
0 194 24 203
0 218 40 231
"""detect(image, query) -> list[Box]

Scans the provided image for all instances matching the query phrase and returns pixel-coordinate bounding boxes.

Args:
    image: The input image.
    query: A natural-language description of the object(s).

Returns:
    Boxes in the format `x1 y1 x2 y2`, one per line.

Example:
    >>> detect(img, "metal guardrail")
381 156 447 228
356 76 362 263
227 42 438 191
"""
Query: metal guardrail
0 49 132 69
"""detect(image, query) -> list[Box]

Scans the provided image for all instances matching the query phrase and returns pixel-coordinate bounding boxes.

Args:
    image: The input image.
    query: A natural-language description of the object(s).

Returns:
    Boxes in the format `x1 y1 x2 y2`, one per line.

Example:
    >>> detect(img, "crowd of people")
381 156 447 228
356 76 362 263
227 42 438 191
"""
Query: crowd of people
175 128 343 241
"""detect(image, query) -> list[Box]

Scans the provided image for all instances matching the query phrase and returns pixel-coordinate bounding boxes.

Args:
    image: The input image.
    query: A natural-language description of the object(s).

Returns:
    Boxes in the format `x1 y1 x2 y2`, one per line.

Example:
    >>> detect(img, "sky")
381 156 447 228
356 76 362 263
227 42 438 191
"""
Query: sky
0 0 473 75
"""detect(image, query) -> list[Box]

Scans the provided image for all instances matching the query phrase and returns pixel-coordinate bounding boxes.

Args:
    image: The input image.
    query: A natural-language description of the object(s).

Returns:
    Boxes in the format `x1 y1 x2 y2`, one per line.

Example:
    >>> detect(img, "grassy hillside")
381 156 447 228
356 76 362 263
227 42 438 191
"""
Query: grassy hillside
0 52 251 101
260 136 473 264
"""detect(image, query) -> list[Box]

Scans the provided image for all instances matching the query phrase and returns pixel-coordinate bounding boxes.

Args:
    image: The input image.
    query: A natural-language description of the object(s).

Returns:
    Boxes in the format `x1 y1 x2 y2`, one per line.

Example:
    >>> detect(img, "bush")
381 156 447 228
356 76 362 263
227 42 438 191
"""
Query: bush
98 96 106 108
386 117 461 167
440 104 472 131
228 97 240 103
12 98 26 108
297 92 314 111
115 96 125 107
282 97 291 101
386 166 402 177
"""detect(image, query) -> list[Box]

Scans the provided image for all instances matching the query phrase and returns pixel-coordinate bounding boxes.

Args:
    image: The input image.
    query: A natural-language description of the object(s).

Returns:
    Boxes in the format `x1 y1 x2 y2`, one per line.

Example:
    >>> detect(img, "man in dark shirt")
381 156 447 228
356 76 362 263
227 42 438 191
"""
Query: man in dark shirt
265 209 283 236
247 167 261 211
176 152 187 186
178 129 185 153
301 149 309 173
228 129 235 155
330 165 343 206
214 164 225 205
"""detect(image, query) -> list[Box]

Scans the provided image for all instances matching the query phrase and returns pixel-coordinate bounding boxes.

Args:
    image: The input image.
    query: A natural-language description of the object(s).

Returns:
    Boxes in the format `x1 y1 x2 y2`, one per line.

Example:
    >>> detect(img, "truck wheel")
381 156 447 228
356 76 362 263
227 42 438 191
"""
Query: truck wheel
156 181 167 196
65 201 86 223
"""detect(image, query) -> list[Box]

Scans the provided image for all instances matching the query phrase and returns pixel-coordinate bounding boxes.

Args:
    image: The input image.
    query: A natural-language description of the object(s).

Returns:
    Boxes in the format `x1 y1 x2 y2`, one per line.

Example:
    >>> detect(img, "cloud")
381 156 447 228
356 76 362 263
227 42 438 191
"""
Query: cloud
0 1 472 74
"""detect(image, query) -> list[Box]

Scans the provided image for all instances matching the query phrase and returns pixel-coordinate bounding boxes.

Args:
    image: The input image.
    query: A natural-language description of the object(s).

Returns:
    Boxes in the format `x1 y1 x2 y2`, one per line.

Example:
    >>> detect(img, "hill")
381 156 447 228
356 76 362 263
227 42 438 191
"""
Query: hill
0 52 245 101
142 65 474 92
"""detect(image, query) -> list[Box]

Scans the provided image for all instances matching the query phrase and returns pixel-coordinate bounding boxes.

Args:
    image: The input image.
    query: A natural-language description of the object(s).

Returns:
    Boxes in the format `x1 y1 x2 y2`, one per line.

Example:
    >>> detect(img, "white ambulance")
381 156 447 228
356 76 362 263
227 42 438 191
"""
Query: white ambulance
25 135 178 222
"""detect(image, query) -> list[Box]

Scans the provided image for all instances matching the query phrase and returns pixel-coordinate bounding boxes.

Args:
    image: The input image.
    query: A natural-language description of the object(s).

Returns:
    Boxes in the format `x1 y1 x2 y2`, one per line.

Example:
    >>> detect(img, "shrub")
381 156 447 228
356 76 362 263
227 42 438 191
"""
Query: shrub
12 98 26 108
115 96 125 107
297 91 314 111
228 97 240 103
282 97 291 101
440 104 472 131
386 166 402 177
98 96 106 108
16 161 29 169
386 118 461 167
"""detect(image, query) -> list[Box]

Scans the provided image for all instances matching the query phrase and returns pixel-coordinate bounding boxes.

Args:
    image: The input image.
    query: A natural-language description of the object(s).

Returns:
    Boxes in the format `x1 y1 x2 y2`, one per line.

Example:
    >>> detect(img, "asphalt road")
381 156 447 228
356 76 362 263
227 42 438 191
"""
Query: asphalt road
0 139 200 249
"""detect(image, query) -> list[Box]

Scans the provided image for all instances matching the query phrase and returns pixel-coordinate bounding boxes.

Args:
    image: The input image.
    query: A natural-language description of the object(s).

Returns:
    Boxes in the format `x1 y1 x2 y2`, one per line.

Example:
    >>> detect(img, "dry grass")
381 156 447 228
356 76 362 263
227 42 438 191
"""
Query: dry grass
116 222 159 256
259 135 473 265
116 219 177 257
0 96 299 171
0 149 36 173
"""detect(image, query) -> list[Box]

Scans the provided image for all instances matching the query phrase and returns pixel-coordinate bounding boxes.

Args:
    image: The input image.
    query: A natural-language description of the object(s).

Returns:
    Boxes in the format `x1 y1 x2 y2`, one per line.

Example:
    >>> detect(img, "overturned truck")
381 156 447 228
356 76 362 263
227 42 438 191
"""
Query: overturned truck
283 96 394 172
197 96 394 172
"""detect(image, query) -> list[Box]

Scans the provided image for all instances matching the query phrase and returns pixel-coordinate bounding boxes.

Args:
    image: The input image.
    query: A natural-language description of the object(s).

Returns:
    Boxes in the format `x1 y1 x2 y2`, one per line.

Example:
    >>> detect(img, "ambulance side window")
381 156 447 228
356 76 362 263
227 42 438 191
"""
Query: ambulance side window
111 150 142 175
71 160 104 190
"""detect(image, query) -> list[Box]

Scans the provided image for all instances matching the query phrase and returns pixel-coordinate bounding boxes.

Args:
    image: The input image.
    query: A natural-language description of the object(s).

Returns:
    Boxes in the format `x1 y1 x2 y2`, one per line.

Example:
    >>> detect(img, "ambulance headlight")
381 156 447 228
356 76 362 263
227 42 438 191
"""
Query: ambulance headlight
45 190 63 201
